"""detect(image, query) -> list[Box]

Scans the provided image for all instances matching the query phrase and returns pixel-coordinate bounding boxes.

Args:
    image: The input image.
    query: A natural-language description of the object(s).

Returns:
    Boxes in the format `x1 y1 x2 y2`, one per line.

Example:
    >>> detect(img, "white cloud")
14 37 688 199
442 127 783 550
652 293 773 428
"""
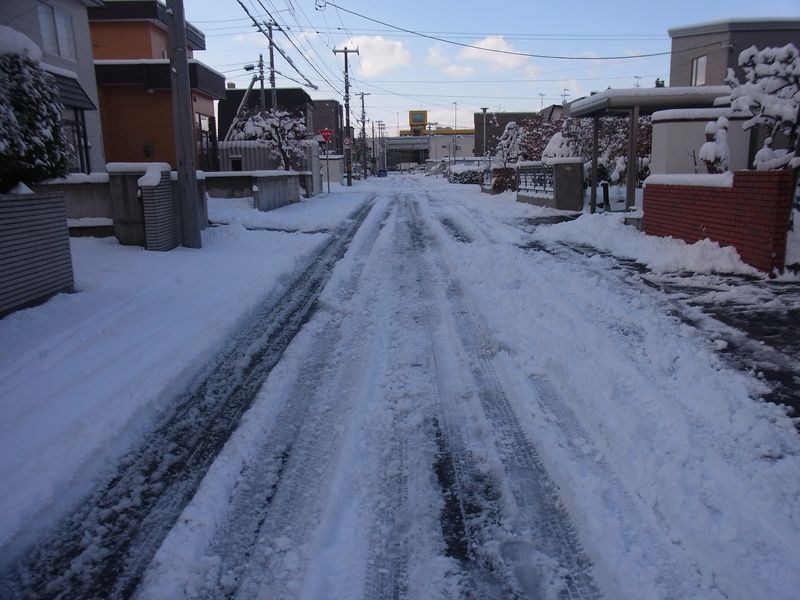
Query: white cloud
426 43 475 78
523 64 542 79
459 36 528 69
233 32 266 47
427 44 448 67
343 36 411 77
444 63 475 77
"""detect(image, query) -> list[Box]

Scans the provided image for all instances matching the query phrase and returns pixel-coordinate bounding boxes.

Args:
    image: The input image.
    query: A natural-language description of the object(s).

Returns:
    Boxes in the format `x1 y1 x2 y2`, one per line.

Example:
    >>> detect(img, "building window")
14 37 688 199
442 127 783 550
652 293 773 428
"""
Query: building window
691 55 707 86
62 106 90 173
37 3 77 62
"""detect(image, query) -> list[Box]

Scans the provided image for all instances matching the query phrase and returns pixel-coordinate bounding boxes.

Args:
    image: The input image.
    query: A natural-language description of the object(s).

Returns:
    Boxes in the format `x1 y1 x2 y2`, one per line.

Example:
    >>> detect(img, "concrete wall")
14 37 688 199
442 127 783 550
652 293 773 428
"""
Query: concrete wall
205 173 300 211
669 22 800 86
651 115 751 174
643 170 794 272
669 31 731 86
31 181 112 218
1 0 106 172
0 191 74 316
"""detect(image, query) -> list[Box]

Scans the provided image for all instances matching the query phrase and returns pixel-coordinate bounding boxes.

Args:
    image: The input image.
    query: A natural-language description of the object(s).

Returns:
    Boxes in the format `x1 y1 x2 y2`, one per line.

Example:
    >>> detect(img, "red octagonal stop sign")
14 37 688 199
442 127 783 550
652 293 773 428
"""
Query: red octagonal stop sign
320 129 333 142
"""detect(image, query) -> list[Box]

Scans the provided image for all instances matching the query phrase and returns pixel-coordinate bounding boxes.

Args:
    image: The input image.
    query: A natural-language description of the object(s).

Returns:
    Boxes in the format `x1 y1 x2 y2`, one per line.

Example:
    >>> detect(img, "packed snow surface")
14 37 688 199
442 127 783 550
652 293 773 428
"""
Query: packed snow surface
1 176 798 599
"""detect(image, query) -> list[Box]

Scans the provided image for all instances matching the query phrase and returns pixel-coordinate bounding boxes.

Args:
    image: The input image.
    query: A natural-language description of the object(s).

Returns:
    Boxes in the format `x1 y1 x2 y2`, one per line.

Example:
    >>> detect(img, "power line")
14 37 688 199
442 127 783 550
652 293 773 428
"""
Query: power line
252 0 343 95
234 0 318 90
265 0 345 94
318 1 721 61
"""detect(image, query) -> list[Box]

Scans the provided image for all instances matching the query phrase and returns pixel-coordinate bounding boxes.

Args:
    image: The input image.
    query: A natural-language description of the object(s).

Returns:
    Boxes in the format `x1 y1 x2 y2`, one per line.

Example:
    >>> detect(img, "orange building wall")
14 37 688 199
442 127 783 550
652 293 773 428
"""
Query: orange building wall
91 21 164 59
99 87 177 164
91 21 193 59
98 87 216 166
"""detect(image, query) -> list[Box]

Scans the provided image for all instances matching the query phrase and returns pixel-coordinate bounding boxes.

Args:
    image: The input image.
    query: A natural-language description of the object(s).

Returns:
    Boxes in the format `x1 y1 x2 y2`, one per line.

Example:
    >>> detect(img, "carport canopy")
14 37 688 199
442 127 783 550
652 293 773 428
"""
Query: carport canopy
566 86 730 212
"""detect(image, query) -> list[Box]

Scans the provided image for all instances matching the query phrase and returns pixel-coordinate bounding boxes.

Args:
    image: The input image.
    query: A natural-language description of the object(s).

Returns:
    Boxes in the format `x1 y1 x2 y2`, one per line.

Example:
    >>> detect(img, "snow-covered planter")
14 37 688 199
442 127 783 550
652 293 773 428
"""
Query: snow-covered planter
0 27 75 314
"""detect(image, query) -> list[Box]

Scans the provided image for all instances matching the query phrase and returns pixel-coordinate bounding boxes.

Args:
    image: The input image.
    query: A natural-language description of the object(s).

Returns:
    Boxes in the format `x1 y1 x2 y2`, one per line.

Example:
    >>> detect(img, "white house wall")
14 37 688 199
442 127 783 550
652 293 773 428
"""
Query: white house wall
2 0 106 172
651 118 750 175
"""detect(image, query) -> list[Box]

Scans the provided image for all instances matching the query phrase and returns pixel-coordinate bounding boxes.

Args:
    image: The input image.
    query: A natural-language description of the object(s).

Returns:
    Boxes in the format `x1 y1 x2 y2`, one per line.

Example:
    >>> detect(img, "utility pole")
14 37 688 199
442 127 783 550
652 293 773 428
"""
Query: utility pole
376 120 385 169
371 120 376 173
561 88 570 104
357 92 370 179
480 107 488 158
453 101 458 130
258 53 265 113
166 0 201 248
539 93 545 110
267 21 277 110
334 46 359 186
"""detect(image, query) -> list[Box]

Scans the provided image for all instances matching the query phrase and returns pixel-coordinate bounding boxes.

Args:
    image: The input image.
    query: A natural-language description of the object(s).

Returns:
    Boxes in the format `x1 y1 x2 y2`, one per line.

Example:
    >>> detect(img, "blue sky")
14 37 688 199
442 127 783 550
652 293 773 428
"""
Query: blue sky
186 0 799 134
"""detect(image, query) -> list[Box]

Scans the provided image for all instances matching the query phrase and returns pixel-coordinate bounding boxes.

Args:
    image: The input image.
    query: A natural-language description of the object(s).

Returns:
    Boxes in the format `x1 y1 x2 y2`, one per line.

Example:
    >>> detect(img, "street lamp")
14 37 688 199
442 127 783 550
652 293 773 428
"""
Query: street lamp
480 107 488 159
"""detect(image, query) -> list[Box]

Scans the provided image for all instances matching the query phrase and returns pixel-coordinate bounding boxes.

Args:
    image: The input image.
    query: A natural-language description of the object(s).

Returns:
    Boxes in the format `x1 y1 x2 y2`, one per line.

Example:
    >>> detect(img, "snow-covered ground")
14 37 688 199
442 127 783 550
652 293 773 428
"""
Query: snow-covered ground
0 189 371 559
1 175 798 599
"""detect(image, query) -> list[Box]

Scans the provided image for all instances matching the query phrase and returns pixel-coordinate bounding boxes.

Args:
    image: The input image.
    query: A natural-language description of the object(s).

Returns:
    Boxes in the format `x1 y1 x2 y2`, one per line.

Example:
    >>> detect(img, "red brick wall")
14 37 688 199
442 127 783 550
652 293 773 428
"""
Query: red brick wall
643 170 794 272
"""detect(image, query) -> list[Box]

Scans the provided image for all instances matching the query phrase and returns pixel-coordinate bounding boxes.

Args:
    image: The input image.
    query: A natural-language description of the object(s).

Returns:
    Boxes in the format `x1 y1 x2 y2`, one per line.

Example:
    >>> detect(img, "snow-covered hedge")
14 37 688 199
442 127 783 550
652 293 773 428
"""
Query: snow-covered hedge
0 28 71 193
448 165 483 184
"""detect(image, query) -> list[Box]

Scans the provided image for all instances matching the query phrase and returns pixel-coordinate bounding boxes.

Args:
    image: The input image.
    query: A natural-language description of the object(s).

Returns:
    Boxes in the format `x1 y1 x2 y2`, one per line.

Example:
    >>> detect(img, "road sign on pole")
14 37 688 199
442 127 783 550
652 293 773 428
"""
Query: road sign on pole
343 137 352 149
320 129 333 143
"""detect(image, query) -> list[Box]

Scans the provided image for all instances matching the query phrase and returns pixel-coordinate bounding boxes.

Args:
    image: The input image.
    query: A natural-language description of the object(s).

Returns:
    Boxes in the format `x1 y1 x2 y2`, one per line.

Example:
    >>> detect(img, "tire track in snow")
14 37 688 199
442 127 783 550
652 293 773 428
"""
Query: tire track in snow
0 199 376 600
408 197 602 599
190 198 396 600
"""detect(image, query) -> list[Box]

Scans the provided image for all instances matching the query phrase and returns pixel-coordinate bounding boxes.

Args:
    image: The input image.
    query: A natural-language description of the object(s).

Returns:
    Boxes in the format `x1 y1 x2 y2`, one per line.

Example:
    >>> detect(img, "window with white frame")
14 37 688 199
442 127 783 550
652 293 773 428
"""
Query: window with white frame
37 3 77 62
691 55 707 86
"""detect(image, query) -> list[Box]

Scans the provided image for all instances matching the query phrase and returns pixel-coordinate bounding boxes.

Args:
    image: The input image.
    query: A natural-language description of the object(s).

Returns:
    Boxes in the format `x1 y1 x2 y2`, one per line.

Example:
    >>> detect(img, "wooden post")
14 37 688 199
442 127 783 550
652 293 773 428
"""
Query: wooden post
166 0 201 248
625 105 640 211
591 115 599 214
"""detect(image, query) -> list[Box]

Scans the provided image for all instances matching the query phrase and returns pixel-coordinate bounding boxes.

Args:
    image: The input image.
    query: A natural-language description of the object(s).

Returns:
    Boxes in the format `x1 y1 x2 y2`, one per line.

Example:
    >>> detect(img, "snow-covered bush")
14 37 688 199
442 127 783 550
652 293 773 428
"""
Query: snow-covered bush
448 164 483 184
725 43 800 171
699 116 730 173
493 121 524 169
0 27 71 193
518 114 563 162
229 108 310 170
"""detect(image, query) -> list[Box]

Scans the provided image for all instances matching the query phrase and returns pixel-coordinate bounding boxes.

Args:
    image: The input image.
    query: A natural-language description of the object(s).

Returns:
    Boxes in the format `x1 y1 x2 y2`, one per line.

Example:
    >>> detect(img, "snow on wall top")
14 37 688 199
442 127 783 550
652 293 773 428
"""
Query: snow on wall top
106 162 171 188
644 172 734 188
204 170 302 178
0 25 43 62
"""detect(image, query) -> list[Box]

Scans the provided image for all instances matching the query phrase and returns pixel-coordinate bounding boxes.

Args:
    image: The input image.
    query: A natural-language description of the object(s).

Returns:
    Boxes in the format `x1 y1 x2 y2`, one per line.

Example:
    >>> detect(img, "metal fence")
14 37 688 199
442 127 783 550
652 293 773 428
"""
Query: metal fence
518 164 554 195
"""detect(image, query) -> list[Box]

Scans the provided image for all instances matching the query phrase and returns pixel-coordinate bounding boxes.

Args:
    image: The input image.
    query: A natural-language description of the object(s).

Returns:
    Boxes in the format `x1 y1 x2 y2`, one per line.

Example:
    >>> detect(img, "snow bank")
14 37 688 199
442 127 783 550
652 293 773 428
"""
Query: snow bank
533 212 759 275
0 192 369 557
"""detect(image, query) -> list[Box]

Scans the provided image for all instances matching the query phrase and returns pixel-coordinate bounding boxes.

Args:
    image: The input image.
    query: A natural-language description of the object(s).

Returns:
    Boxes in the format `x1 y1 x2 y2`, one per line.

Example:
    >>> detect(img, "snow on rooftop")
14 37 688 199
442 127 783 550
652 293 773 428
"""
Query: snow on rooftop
651 108 750 122
569 86 731 116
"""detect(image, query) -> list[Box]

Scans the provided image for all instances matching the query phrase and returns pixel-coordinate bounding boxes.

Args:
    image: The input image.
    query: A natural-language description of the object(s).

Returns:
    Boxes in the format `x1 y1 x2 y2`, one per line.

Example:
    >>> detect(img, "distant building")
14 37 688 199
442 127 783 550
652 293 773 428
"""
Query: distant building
88 0 225 169
668 19 800 86
217 87 315 141
1 0 106 173
312 99 344 154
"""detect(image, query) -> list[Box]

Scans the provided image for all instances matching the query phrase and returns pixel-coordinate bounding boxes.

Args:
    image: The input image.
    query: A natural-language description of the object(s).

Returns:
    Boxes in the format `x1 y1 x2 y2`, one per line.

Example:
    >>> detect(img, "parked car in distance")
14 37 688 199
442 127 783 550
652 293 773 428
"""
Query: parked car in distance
377 169 387 177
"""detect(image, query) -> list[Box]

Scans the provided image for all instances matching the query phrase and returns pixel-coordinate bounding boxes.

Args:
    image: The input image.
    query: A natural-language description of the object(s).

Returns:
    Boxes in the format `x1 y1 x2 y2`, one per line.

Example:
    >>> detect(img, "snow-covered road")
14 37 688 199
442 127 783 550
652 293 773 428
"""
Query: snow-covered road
2 176 799 599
